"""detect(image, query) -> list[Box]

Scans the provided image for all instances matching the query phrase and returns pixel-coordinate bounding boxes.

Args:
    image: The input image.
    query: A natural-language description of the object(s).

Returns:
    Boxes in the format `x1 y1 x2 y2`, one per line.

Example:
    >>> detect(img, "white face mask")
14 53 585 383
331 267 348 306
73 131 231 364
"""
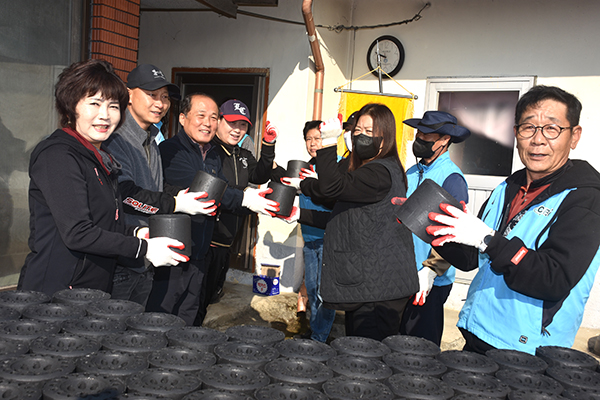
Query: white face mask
344 130 353 152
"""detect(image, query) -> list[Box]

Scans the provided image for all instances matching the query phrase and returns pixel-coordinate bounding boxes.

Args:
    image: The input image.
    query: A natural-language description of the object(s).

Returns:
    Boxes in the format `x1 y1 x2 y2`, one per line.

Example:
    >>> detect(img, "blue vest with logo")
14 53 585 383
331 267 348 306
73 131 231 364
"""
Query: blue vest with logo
406 152 467 286
457 182 600 354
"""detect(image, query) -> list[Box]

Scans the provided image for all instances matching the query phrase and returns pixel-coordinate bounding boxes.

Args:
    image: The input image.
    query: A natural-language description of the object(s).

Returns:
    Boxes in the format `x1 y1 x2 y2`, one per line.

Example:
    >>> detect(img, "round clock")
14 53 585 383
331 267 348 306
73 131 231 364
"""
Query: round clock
366 35 405 78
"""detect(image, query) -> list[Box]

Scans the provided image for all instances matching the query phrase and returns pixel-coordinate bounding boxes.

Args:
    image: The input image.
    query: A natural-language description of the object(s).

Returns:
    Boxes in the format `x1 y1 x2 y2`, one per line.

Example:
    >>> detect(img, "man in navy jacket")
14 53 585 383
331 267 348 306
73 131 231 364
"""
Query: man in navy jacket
151 93 277 325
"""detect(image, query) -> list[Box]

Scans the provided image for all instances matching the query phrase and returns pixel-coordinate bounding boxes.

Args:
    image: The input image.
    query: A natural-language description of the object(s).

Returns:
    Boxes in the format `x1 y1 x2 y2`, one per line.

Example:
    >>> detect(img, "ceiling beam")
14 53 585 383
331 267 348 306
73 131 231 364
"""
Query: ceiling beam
236 0 277 5
195 0 278 18
196 0 237 17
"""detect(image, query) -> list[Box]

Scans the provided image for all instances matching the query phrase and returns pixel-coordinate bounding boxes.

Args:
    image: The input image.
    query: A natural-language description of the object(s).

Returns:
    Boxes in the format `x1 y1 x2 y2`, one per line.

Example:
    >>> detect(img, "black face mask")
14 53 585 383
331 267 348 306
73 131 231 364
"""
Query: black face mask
412 136 436 159
353 134 380 160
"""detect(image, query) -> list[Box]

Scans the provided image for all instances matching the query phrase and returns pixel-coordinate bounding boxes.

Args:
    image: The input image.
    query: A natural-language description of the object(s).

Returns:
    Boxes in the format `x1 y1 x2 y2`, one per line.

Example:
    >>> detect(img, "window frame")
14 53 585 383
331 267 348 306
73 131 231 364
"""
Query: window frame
425 76 536 190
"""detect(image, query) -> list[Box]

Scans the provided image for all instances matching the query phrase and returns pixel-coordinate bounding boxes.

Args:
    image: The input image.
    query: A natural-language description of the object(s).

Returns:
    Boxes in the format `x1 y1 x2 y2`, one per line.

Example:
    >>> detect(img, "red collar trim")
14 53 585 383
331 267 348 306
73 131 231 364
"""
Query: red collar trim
62 127 111 175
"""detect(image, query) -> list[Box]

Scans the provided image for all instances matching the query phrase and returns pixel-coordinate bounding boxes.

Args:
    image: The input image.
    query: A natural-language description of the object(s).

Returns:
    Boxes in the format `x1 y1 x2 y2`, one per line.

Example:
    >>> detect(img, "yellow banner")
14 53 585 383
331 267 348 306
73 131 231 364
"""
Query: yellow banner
338 92 414 165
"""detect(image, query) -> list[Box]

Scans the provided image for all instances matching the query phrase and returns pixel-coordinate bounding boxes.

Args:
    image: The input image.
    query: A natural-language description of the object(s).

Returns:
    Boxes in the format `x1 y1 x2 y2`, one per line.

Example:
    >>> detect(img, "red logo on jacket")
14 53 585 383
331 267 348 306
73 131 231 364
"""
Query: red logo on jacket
511 247 528 265
123 197 159 214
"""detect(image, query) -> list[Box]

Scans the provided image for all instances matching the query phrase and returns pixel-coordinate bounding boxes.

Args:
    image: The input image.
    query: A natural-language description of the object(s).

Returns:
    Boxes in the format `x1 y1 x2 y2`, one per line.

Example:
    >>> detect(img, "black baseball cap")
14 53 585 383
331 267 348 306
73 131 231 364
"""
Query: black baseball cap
126 64 181 100
220 99 252 126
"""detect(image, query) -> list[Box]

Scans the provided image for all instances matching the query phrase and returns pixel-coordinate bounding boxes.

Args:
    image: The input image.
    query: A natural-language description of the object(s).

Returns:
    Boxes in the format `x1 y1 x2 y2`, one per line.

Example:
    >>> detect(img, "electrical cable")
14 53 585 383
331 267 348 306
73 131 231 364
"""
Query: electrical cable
236 2 431 32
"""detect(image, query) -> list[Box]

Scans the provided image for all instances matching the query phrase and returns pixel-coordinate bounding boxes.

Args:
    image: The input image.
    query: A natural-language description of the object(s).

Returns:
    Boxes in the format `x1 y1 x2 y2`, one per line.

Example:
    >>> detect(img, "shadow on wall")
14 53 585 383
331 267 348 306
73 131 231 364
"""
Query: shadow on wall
261 229 302 291
0 115 30 282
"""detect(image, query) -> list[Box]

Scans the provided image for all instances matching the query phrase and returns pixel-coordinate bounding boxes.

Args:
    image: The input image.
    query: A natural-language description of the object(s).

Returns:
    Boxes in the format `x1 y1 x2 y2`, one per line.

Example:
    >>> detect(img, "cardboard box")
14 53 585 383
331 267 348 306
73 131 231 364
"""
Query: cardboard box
253 264 280 296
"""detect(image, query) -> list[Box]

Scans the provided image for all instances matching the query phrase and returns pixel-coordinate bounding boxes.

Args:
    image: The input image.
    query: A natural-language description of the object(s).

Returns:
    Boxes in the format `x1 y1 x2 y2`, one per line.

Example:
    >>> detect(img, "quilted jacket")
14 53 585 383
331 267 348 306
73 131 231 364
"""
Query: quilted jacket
320 157 418 305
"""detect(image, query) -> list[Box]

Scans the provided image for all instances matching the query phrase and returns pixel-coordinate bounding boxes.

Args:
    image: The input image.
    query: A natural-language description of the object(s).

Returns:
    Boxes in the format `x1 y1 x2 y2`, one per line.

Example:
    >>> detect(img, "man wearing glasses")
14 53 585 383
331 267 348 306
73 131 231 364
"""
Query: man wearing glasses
421 85 600 354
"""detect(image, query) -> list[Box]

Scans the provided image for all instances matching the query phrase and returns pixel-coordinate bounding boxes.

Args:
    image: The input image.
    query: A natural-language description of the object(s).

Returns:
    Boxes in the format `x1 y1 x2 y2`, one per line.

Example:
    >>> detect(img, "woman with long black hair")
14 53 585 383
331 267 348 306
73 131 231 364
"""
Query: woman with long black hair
296 103 418 340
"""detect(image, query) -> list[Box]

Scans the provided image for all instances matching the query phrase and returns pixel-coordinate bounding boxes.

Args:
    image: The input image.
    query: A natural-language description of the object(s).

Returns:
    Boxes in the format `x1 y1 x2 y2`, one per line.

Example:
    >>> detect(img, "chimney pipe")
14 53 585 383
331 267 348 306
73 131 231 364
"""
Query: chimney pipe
302 0 324 121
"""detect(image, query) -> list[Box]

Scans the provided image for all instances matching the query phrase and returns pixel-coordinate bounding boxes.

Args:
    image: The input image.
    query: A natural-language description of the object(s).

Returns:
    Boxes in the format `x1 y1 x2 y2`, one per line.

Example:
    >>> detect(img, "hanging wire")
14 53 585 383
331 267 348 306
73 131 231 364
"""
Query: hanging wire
336 66 417 99
237 2 431 32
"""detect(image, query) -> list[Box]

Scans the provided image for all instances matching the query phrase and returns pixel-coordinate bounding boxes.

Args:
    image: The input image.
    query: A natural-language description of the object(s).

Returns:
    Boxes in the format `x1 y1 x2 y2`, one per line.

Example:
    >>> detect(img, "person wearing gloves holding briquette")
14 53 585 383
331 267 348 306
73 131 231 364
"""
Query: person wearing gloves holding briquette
18 59 187 297
153 93 279 325
283 104 418 341
196 99 285 325
104 63 217 307
420 85 600 355
398 111 470 346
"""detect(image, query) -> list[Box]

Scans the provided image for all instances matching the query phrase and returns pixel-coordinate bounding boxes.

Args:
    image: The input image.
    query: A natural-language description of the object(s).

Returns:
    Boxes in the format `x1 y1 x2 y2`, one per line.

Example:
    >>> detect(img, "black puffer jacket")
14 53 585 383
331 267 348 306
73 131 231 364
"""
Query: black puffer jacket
19 129 145 296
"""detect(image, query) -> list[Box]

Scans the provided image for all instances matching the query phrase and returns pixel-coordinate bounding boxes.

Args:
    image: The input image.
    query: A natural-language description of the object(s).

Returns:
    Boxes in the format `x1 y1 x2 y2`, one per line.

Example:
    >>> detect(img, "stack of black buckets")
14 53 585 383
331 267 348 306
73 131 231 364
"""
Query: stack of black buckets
1 288 600 399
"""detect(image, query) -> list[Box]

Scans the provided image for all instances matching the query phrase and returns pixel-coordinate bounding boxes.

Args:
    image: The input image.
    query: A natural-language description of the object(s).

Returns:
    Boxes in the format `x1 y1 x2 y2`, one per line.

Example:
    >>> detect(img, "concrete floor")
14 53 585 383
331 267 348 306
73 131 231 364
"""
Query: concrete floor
204 281 600 359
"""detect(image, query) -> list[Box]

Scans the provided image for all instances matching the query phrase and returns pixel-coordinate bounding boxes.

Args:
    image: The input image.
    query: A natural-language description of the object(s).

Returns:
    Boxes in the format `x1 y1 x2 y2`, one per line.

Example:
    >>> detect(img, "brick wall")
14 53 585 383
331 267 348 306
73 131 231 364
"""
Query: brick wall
90 0 140 81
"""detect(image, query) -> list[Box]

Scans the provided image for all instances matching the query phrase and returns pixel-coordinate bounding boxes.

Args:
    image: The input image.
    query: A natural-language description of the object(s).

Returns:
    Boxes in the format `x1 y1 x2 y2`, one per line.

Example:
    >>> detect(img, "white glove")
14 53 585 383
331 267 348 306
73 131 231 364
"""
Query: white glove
135 227 149 239
174 189 217 216
427 202 494 248
413 267 437 306
300 167 318 180
319 115 344 147
144 237 188 267
344 130 353 152
281 167 317 190
276 206 300 224
242 187 279 216
280 177 302 190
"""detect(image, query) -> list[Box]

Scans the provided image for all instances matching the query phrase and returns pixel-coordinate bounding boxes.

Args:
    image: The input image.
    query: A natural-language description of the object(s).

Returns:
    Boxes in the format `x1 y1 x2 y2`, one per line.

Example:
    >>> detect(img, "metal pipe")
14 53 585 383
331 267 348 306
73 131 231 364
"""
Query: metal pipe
333 87 414 100
302 0 324 120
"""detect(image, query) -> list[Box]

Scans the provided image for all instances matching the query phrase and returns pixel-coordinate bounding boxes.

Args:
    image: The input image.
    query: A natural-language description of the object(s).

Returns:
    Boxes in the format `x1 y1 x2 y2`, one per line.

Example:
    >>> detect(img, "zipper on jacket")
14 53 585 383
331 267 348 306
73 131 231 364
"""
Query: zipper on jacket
107 170 120 221
233 151 239 186
143 131 152 166
417 163 424 186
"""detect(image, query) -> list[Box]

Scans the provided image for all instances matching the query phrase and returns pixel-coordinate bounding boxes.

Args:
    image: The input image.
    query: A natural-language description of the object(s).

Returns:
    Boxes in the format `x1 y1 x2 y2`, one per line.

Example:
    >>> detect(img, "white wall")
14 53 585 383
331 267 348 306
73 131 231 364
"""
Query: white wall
138 1 353 292
139 0 600 327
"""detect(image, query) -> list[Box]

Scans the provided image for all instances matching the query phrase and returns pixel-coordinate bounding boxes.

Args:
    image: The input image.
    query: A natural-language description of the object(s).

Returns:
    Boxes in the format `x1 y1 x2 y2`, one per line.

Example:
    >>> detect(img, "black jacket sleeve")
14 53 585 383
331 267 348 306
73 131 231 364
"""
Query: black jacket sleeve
270 163 288 183
486 187 600 302
434 242 479 272
248 140 276 185
302 146 391 203
118 180 177 216
298 208 330 230
164 181 184 196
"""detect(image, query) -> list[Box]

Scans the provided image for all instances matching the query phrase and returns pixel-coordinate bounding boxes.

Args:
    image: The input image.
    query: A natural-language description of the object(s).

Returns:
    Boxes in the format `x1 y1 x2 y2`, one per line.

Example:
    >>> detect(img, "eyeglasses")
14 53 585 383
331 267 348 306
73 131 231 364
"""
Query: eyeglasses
515 123 572 140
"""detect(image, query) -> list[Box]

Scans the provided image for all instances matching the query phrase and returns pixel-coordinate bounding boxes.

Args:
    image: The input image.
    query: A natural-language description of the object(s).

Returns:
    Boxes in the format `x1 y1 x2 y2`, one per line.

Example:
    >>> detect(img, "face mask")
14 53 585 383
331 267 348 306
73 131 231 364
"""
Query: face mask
412 136 436 159
344 131 353 152
353 134 380 160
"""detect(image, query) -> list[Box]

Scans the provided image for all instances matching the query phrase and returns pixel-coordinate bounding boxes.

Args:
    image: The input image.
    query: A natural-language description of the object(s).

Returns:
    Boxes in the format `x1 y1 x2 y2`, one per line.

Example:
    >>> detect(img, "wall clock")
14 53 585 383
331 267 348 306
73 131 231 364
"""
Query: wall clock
367 35 405 78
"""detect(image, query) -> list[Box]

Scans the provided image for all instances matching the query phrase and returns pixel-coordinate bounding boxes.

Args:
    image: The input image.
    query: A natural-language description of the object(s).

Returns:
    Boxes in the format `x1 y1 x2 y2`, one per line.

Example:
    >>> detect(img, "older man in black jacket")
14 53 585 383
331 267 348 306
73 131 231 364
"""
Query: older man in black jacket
156 94 278 325
197 99 285 324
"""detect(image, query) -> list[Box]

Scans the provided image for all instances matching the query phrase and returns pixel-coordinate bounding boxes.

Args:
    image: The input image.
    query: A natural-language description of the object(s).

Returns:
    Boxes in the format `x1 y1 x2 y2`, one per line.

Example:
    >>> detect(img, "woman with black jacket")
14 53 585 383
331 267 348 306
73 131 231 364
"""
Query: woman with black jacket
292 103 418 341
18 59 187 296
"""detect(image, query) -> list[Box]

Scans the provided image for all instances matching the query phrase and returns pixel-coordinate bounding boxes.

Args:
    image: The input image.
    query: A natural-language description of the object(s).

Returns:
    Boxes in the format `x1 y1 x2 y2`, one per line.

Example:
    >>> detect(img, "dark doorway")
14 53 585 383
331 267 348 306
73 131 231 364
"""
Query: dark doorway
169 68 269 150
168 68 270 273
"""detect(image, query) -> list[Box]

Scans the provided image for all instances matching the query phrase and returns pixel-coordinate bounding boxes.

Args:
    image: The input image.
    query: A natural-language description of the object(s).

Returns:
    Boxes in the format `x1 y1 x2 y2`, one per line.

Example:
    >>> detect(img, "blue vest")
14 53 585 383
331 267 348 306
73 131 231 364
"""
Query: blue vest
299 158 341 243
406 152 467 286
457 182 600 354
299 193 330 243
